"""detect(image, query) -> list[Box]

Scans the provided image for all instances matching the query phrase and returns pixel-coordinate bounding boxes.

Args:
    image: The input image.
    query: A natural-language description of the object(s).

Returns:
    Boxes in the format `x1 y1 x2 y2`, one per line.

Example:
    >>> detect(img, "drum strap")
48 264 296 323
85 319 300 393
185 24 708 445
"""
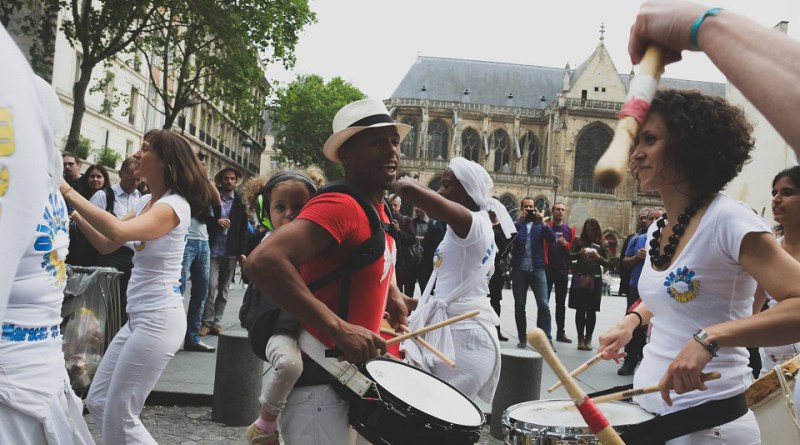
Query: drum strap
295 328 374 397
618 392 748 445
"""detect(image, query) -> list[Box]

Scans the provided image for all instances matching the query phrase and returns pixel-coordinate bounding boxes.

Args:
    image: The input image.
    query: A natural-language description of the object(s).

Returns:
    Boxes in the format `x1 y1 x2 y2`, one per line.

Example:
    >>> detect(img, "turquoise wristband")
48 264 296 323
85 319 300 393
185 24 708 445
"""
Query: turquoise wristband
690 7 723 50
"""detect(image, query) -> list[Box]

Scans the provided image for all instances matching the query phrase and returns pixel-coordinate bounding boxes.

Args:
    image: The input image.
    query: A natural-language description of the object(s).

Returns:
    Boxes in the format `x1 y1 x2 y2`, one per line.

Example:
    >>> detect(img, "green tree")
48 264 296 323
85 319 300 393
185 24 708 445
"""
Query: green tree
136 0 314 131
60 0 160 154
270 75 365 180
2 0 60 79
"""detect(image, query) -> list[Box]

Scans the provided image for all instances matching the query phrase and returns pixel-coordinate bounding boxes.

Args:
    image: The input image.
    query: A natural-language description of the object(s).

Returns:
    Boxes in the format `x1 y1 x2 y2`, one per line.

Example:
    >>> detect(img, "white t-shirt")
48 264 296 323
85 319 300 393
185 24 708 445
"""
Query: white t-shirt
0 28 54 322
633 193 771 414
125 191 190 313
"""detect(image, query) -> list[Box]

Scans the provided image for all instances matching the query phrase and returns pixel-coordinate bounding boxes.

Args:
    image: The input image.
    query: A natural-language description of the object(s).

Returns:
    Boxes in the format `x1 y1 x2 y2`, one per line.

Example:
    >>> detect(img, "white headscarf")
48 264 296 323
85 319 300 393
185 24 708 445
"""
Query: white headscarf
448 157 516 237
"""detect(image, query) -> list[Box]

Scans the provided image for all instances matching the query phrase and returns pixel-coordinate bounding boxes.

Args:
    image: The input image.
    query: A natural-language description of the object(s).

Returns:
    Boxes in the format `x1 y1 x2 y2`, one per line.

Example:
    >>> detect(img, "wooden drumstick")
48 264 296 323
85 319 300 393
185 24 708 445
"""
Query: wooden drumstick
590 372 721 404
528 328 625 445
593 45 666 190
380 327 456 367
548 353 603 392
386 310 480 345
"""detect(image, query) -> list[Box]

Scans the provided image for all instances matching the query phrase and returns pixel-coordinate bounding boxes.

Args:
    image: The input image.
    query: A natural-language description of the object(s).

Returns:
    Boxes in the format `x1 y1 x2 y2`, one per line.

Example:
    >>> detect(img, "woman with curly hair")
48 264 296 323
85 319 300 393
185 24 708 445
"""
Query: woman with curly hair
598 89 800 444
60 129 209 444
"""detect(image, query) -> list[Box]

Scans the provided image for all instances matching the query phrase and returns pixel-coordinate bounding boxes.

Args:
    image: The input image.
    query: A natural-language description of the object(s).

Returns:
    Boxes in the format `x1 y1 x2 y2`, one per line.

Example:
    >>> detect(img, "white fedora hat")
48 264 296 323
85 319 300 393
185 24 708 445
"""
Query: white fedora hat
323 99 412 164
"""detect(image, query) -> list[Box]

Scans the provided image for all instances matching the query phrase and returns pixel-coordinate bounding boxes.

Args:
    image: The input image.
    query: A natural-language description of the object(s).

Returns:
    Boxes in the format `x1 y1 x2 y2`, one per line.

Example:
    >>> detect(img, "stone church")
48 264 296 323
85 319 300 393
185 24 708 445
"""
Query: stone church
386 33 723 256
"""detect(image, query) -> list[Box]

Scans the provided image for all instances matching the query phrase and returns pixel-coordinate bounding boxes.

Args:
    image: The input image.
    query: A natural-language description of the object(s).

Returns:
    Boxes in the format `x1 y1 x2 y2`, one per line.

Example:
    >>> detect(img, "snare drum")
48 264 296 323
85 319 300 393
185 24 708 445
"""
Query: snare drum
502 399 654 445
348 357 484 445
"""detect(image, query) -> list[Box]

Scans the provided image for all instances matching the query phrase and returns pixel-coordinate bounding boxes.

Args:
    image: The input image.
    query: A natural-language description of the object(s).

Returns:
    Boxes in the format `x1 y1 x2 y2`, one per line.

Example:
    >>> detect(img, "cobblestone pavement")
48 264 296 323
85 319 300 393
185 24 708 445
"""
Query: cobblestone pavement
85 405 504 444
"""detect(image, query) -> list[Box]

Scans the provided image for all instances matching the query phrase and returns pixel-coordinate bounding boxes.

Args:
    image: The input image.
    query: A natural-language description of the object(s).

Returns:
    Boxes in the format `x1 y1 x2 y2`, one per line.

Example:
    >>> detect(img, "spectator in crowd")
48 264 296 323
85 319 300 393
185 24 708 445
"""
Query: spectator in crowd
618 207 650 297
388 195 420 297
569 218 611 351
181 153 221 352
618 207 663 375
417 212 446 293
510 197 556 348
63 152 83 188
545 202 576 344
89 157 142 324
201 166 250 337
66 164 111 267
487 208 517 341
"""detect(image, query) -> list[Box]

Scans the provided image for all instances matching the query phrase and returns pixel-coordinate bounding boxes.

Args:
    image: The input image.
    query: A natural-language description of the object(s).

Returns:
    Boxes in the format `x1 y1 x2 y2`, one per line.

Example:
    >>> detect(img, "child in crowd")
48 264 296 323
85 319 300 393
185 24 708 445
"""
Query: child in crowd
245 167 325 445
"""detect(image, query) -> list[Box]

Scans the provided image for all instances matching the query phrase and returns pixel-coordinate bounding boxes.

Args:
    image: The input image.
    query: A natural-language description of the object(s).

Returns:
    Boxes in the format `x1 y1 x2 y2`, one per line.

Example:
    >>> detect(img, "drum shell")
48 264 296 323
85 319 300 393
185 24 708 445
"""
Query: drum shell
746 354 800 445
349 358 483 445
501 399 654 445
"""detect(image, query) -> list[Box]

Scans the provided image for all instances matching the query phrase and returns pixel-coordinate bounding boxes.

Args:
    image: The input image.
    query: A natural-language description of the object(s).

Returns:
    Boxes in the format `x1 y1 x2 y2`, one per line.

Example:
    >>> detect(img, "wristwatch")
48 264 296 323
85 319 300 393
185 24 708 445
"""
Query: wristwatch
692 329 720 358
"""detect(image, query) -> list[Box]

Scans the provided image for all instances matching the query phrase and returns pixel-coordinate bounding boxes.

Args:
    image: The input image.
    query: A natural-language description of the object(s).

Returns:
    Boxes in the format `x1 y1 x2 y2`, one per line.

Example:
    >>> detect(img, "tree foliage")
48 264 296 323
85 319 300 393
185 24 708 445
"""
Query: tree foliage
270 75 365 179
137 0 315 131
60 0 161 153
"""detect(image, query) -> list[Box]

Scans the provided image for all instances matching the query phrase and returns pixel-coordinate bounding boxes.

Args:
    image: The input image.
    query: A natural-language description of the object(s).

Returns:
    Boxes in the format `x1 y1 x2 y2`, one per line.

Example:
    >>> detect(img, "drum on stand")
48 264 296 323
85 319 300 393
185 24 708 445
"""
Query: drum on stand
745 354 800 445
348 357 484 445
501 399 654 445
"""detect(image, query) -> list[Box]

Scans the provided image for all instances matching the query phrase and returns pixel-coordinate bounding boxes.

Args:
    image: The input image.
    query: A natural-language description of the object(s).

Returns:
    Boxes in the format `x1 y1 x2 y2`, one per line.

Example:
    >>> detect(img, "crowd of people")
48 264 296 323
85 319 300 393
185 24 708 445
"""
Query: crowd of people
8 0 800 443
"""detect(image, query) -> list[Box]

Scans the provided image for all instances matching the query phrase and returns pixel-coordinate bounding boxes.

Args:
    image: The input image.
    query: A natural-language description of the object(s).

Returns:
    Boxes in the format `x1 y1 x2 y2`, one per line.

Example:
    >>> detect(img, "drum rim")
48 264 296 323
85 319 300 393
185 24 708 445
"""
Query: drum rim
502 399 655 433
364 357 485 428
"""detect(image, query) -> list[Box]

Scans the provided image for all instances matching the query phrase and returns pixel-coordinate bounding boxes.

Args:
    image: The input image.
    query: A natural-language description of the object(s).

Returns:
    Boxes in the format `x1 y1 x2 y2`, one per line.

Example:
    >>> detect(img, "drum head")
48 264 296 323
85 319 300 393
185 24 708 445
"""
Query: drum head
365 358 484 427
506 399 654 428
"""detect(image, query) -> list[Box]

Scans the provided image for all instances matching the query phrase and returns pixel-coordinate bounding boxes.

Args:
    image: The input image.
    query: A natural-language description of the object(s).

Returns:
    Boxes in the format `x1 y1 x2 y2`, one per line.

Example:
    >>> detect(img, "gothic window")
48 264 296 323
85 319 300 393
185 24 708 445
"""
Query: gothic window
500 193 518 220
522 131 541 174
427 119 449 160
400 117 417 158
572 123 613 194
534 196 551 220
493 129 510 173
461 127 480 162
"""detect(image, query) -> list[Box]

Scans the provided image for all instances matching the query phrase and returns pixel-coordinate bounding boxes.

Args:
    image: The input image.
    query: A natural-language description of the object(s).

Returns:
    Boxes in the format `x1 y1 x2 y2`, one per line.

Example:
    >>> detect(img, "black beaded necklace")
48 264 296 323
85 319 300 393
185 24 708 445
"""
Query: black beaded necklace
649 201 700 267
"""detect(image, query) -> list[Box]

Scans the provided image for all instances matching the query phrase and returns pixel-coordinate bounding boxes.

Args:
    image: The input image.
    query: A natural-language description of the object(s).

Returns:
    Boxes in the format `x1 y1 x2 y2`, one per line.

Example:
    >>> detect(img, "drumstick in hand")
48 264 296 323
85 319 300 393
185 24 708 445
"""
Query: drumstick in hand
380 327 456 367
590 372 721 404
386 310 480 345
548 353 603 392
528 328 625 445
593 45 666 189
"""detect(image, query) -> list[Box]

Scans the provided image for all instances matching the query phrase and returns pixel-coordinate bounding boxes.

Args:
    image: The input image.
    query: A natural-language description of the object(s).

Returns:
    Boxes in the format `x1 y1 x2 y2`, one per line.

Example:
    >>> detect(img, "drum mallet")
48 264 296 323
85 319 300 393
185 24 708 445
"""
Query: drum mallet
548 352 603 392
593 45 666 190
590 372 721 404
386 310 480 345
381 327 456 367
528 328 625 445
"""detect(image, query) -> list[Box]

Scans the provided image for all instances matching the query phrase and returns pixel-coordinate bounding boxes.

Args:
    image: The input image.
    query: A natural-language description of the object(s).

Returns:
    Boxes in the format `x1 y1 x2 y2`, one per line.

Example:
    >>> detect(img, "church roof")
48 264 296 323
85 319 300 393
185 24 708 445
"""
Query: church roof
391 56 725 108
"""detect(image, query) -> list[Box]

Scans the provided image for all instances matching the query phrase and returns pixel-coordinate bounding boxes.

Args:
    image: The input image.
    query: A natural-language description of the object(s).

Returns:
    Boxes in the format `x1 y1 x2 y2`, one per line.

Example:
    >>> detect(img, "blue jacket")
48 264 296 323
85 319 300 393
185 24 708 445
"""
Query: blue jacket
511 221 556 270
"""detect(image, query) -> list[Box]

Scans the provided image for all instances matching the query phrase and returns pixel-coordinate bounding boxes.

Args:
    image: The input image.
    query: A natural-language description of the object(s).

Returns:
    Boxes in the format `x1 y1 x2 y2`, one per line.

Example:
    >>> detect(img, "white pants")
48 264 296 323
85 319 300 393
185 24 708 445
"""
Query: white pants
278 384 370 445
666 410 760 445
260 333 303 415
87 305 185 444
429 327 498 402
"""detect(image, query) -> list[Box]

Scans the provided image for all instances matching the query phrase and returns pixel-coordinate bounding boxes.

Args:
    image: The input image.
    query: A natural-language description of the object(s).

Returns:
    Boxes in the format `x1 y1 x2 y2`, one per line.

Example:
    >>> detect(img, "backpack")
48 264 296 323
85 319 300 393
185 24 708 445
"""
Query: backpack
238 180 393 361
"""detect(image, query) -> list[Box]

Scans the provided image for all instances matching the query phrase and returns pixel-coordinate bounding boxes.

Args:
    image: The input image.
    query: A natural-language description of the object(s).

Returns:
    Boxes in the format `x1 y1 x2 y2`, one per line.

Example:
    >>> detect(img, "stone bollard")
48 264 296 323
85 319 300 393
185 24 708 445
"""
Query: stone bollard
212 330 264 426
490 348 542 440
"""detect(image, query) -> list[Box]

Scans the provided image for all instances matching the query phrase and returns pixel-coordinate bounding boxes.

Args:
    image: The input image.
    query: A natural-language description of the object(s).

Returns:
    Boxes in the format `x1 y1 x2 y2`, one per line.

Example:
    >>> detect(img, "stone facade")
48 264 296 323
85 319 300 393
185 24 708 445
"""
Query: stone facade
388 39 724 257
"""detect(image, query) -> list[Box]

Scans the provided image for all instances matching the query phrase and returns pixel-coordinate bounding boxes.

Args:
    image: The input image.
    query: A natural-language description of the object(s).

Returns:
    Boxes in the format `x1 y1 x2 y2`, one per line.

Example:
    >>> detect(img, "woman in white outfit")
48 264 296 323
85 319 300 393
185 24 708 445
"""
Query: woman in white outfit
60 129 209 444
753 166 800 376
396 157 515 403
0 36 95 444
598 89 800 444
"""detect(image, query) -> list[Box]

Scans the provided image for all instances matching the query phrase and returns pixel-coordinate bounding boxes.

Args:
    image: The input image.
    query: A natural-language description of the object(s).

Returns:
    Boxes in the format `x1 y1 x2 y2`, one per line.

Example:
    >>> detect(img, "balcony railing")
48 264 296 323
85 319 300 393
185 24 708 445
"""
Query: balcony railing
386 98 544 119
563 98 623 112
399 158 557 186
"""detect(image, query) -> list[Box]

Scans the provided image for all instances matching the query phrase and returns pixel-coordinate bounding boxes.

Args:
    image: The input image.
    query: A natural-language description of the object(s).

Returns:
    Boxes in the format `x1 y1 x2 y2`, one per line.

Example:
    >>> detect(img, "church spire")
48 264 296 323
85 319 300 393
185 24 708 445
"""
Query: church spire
600 23 605 44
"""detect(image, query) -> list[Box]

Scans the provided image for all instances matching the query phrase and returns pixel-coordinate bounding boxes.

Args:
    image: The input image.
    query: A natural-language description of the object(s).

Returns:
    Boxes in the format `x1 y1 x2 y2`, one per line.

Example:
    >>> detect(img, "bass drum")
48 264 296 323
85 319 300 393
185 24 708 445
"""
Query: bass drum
502 399 654 444
349 357 484 445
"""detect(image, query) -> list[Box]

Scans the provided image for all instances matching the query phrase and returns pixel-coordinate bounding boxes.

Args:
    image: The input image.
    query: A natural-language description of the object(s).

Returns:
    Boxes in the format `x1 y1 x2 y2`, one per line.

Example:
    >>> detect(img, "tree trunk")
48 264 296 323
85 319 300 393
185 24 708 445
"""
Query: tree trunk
64 62 94 154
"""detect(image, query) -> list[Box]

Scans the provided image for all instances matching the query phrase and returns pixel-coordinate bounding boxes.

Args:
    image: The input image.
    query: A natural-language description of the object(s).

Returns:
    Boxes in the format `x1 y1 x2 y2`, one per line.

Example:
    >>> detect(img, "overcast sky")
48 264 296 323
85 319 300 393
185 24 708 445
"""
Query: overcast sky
267 0 800 100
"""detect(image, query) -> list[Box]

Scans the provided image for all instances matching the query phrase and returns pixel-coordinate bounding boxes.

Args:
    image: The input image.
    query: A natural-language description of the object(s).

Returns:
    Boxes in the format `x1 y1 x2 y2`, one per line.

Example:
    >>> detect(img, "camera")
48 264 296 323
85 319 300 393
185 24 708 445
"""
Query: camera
524 209 537 222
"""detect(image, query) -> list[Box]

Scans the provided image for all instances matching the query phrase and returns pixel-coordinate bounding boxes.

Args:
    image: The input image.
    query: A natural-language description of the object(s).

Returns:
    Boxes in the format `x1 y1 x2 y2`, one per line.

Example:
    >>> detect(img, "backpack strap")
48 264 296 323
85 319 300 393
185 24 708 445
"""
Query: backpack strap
104 187 115 214
307 180 391 323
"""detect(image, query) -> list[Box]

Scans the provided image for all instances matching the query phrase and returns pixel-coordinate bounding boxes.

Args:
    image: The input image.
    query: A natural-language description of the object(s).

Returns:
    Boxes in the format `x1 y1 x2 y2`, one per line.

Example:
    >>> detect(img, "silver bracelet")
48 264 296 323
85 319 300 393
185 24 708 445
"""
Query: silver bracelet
692 329 720 358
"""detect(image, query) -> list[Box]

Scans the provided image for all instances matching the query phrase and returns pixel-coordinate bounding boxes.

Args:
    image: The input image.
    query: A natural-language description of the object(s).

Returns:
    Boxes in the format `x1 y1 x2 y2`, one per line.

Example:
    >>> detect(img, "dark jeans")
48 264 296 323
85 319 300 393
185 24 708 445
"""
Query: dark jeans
488 268 506 317
181 239 210 345
546 267 569 333
511 268 550 340
624 286 647 360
